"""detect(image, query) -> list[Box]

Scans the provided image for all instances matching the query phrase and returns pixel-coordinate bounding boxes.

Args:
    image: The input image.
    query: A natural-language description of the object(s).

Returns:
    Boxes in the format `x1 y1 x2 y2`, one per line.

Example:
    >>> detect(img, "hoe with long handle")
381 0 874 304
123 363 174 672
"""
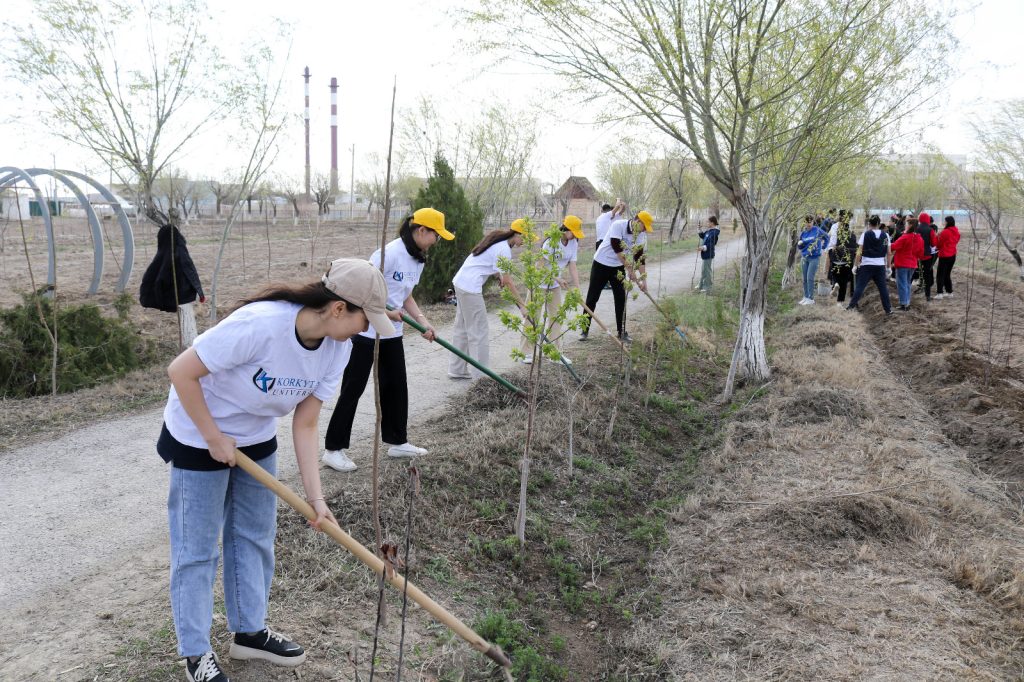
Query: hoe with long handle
234 450 513 671
639 289 688 343
388 306 526 398
580 301 628 352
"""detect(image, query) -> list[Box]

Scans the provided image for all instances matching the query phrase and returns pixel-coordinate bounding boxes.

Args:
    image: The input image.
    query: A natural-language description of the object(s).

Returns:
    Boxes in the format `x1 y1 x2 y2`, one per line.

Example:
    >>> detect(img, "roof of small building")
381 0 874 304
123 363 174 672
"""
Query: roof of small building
554 176 600 201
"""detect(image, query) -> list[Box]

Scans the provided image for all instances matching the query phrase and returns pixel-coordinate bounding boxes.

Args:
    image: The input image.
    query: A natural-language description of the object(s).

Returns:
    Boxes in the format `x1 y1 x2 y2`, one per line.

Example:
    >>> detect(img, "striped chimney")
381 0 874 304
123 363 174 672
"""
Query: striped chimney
303 66 311 198
330 77 339 195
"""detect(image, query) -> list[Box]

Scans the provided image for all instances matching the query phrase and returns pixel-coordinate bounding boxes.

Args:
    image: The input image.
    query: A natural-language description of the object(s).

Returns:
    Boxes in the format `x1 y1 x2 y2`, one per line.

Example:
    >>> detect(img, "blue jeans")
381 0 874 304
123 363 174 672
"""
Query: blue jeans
802 255 820 299
847 264 892 313
895 267 914 306
168 453 278 657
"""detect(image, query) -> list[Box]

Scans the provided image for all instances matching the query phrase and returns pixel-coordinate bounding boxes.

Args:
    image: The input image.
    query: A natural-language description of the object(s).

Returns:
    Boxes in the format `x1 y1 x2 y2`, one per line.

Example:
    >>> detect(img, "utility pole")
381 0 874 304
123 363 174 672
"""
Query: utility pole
303 66 311 199
349 143 355 220
330 77 339 196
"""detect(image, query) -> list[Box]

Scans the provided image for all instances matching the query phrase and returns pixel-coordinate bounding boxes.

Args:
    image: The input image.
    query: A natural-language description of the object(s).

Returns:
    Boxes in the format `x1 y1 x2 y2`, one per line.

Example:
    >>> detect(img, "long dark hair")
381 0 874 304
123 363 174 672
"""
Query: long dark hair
233 280 360 314
471 229 516 257
398 215 427 263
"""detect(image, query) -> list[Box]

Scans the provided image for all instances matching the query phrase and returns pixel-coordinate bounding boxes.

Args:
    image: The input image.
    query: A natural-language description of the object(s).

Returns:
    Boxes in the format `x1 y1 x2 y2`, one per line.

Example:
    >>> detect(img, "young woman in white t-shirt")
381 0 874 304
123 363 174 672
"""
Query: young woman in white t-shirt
322 208 453 473
448 219 527 379
520 215 583 364
158 258 391 682
581 210 652 343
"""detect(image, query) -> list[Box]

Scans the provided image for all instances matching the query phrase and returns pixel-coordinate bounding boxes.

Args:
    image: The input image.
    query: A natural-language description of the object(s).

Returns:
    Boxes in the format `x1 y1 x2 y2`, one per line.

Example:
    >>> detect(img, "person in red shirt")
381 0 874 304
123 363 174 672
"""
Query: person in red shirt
916 212 939 301
892 217 925 311
935 216 961 299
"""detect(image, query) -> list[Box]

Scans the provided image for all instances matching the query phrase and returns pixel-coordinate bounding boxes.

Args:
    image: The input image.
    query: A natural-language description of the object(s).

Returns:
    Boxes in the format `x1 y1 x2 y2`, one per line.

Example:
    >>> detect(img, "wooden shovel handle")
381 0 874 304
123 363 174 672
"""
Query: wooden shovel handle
233 450 511 669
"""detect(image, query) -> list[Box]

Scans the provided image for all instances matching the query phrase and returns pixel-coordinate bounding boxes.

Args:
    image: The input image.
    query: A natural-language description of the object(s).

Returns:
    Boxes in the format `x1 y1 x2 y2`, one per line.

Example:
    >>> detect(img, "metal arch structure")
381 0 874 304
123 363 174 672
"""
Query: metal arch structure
0 167 136 294
0 166 56 291
52 169 136 293
26 168 104 294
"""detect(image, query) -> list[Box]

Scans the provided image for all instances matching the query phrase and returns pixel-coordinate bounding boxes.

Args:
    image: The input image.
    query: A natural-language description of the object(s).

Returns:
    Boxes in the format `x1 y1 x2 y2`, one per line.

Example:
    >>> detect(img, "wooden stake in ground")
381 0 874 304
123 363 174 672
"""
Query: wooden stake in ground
370 76 399 630
232 451 512 671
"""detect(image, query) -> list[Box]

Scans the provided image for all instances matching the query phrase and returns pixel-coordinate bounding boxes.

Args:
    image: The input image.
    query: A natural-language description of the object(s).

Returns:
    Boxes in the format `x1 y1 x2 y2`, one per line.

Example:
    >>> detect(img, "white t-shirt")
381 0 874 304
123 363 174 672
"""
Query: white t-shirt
452 240 513 293
857 229 889 267
594 219 645 267
595 211 613 242
828 223 838 250
359 238 424 340
163 301 350 449
541 237 578 289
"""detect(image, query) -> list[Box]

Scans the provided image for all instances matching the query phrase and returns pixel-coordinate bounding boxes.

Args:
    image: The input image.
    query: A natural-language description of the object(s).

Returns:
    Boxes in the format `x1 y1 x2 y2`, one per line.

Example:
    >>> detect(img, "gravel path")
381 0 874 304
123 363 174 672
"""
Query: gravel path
0 238 744 677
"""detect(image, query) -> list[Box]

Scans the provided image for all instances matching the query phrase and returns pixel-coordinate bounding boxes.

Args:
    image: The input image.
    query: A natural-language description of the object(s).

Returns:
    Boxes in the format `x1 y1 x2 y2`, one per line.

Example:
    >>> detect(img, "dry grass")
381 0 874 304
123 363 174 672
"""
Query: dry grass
626 300 1024 680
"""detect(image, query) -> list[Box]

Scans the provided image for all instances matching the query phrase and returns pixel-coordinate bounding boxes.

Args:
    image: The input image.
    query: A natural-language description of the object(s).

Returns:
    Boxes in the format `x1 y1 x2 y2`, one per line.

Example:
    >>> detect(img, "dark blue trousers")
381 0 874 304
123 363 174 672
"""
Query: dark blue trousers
847 264 891 313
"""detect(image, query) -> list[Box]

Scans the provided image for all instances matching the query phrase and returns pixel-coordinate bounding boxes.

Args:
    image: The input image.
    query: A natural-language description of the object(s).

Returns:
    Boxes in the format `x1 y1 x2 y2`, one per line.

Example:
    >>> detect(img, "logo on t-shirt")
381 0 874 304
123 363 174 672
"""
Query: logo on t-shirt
252 368 276 393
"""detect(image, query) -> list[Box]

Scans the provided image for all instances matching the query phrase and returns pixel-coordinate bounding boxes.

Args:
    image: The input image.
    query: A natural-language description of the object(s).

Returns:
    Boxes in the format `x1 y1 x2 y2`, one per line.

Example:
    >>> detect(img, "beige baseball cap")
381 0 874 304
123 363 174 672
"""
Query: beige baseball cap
321 258 392 335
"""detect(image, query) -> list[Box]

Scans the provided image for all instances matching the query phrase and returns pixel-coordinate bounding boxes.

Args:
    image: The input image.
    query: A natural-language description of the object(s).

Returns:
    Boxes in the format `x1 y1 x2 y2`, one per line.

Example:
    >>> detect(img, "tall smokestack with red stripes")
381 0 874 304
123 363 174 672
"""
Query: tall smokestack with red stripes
330 77 339 195
303 66 311 198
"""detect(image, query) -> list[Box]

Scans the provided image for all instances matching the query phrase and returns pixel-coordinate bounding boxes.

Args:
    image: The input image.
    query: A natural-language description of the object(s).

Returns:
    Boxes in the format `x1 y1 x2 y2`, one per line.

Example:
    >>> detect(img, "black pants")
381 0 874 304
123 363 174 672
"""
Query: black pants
847 264 891 313
937 255 956 294
832 264 854 302
584 261 626 335
325 335 407 451
918 256 936 299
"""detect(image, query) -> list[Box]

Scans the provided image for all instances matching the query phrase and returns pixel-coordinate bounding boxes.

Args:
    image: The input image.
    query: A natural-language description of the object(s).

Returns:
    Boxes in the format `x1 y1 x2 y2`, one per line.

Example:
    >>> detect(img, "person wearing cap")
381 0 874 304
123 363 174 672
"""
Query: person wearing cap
449 219 527 379
322 208 453 472
157 258 391 682
520 215 584 364
916 212 938 302
581 210 652 344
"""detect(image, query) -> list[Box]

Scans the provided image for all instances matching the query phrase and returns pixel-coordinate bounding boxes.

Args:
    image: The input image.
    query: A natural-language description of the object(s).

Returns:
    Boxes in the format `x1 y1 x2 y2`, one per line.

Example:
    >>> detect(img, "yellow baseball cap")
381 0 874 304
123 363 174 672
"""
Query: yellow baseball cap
637 211 653 232
562 215 584 240
510 218 539 241
412 207 454 240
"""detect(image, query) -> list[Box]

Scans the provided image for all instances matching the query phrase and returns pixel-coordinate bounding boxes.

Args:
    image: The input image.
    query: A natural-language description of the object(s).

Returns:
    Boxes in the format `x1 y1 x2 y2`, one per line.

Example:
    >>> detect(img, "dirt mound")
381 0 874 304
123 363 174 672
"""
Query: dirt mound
801 330 843 348
768 495 927 543
778 386 868 424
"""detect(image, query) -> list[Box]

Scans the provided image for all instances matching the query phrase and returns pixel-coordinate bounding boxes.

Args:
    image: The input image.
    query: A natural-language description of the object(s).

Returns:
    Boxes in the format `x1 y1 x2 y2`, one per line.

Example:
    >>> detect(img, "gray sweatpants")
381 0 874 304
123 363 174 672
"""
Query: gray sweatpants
699 258 714 291
449 287 489 379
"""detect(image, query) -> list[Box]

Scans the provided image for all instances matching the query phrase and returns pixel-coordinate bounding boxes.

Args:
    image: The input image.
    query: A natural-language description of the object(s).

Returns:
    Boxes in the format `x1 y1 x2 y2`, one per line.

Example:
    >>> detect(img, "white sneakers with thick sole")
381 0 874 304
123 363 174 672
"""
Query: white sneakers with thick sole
322 449 357 472
387 442 428 459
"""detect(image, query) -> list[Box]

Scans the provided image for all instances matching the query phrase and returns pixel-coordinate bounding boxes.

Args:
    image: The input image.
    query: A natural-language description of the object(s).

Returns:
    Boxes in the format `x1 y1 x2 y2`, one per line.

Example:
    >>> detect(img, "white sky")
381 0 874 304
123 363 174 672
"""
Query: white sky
2 0 1023 189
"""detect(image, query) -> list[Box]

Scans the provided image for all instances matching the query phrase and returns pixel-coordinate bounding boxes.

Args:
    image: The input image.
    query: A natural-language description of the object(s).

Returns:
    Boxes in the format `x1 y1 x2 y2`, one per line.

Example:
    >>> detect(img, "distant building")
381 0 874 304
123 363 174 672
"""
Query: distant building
553 176 602 222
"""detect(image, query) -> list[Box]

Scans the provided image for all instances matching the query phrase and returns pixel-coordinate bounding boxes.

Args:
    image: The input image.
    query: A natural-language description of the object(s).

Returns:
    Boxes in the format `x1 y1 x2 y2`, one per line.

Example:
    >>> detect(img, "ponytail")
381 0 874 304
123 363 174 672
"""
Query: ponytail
397 215 427 263
233 280 361 314
471 229 516 257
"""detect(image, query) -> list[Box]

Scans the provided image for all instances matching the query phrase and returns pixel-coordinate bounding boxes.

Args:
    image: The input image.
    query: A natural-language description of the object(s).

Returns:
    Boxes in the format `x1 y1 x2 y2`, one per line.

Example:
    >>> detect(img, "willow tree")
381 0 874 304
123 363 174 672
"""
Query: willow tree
471 0 951 397
970 99 1024 279
3 0 227 210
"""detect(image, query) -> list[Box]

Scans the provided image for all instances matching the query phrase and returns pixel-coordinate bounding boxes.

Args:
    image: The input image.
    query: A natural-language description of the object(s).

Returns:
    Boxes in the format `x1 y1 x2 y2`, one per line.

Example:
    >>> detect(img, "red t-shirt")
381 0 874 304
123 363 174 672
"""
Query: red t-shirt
891 232 924 268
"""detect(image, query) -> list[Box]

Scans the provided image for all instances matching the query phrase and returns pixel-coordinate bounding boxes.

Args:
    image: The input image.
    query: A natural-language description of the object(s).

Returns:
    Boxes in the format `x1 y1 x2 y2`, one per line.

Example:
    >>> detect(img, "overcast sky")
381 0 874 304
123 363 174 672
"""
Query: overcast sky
2 0 1023 189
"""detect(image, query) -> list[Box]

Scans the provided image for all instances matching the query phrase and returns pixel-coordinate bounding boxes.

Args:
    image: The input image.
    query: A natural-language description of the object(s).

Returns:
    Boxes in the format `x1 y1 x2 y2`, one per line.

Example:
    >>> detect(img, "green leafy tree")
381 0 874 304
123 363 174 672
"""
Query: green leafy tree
496 218 584 547
413 154 485 302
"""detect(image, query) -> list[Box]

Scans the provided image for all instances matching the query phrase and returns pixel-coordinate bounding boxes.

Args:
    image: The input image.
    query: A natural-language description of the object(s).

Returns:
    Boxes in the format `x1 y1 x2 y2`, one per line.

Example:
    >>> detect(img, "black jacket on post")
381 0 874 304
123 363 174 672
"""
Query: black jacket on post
139 224 205 313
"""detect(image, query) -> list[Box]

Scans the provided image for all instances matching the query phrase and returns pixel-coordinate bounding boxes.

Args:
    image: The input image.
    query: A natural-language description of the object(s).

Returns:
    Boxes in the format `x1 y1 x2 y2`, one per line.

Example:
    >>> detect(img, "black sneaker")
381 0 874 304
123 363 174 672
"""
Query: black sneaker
186 652 230 682
229 627 306 667
619 331 633 344
579 330 589 341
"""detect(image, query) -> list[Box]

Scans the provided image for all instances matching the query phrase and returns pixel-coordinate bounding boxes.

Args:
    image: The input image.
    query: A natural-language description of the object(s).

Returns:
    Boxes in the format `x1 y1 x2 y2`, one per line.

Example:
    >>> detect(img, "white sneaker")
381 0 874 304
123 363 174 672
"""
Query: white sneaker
806 299 816 305
797 297 809 305
387 442 428 459
323 449 357 472
933 293 945 300
945 293 953 299
521 357 533 364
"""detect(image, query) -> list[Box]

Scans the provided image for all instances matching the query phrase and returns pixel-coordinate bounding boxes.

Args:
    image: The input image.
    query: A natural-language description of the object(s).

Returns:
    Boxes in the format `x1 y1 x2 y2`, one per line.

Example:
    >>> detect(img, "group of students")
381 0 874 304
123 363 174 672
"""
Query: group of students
796 208 962 314
158 205 662 682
